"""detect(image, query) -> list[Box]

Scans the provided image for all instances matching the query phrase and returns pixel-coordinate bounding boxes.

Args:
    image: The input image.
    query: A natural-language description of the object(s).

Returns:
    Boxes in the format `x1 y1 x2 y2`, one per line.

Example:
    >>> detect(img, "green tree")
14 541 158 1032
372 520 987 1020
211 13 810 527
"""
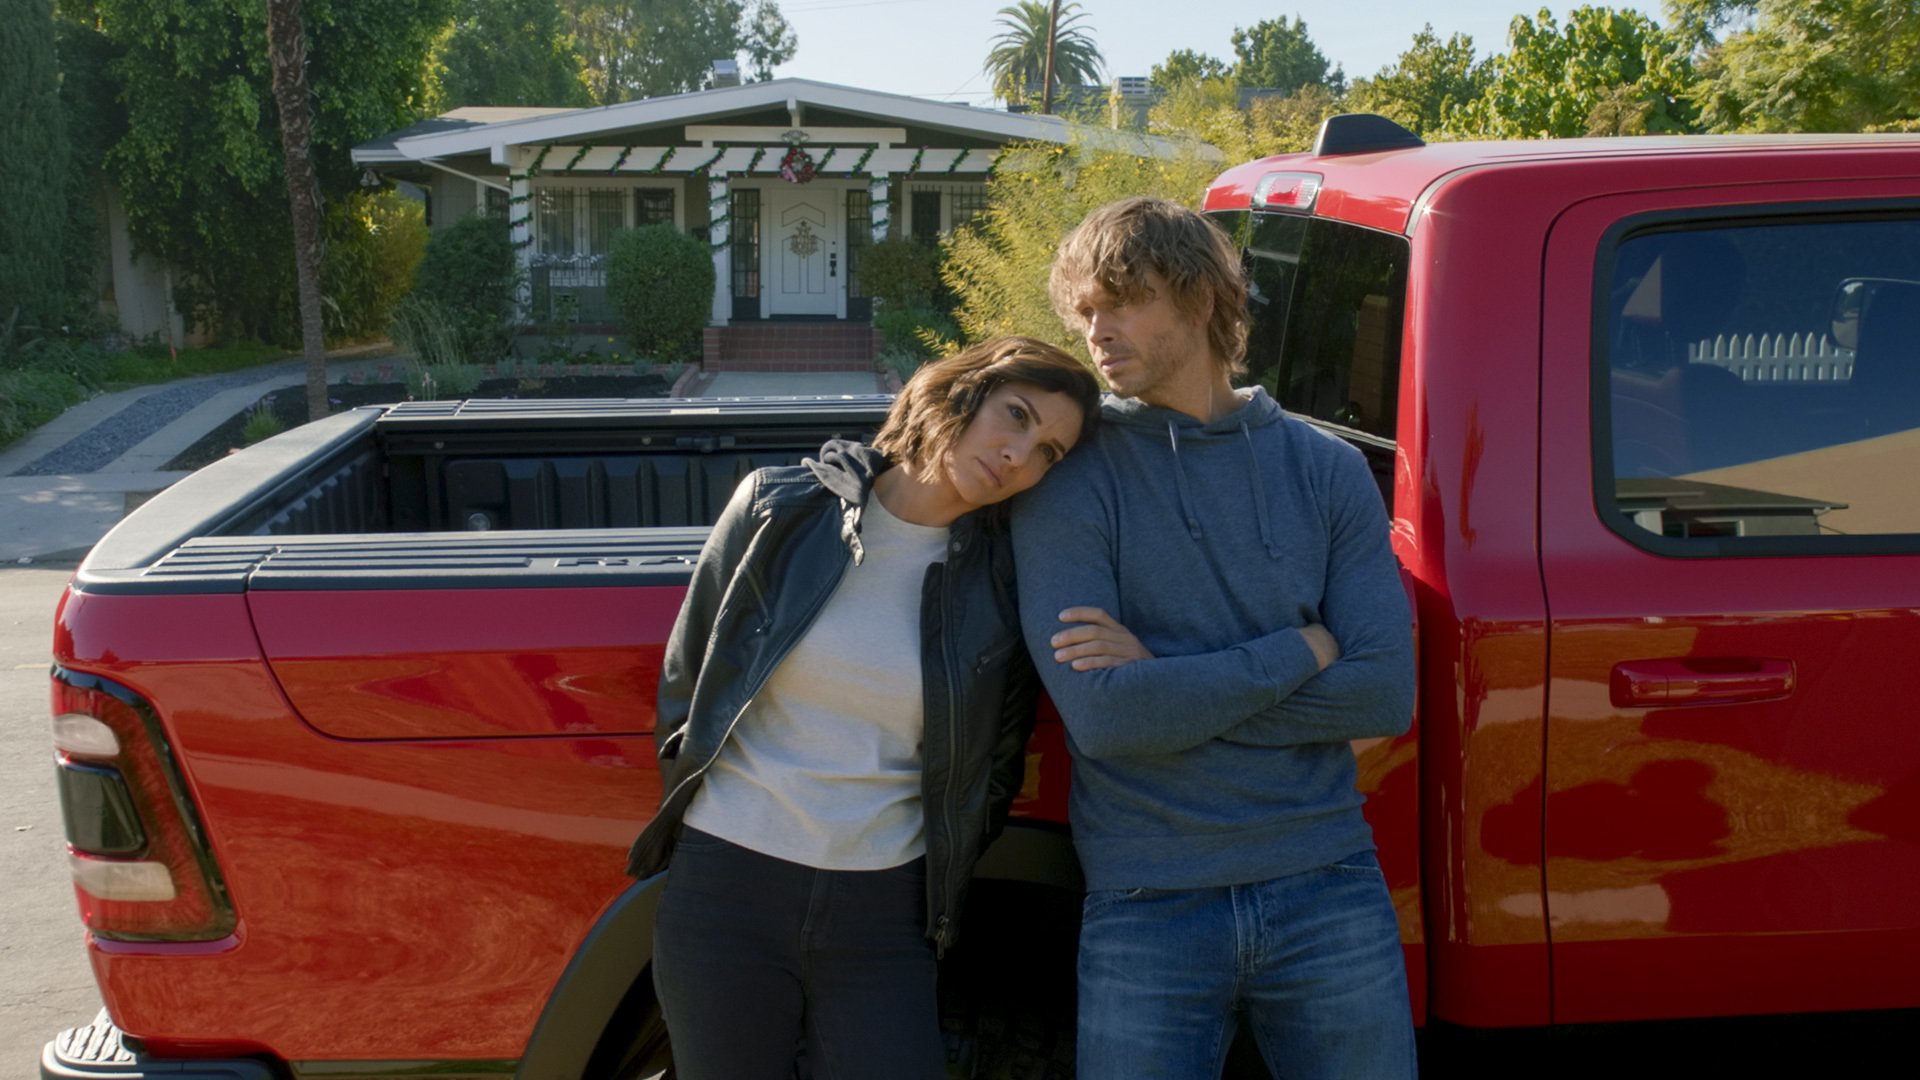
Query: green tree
941 131 1221 355
984 1 1106 109
1 0 71 337
1149 47 1229 92
93 0 452 341
1669 0 1920 132
438 0 591 108
1345 26 1490 137
53 13 124 326
565 0 795 105
1452 6 1697 139
1149 77 1341 164
1230 15 1346 96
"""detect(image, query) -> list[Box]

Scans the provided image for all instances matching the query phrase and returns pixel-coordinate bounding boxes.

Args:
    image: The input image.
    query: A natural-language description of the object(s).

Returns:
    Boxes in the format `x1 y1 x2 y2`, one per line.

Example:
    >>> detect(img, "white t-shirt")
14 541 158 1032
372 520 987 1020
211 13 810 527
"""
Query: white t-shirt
683 492 948 869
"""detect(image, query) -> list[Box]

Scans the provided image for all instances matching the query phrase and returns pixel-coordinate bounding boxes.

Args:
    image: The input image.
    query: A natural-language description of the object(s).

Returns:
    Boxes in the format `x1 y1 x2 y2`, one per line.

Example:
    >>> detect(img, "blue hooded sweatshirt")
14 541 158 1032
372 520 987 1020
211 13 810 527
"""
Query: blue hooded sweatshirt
1009 387 1414 891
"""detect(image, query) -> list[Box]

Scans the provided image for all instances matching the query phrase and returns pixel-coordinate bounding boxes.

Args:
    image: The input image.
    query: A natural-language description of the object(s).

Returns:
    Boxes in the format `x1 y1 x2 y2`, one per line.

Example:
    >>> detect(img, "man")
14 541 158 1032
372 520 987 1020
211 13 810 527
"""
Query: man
1010 196 1417 1078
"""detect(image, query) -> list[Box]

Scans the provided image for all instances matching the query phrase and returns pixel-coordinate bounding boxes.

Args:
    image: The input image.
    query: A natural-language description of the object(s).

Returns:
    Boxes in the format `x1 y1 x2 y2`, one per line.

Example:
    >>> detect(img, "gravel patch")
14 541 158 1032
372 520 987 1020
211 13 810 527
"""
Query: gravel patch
13 372 275 476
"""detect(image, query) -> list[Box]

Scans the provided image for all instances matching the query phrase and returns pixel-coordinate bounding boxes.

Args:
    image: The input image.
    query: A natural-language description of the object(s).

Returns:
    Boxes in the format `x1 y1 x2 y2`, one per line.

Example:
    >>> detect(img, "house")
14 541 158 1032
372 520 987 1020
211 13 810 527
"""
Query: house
351 77 1198 369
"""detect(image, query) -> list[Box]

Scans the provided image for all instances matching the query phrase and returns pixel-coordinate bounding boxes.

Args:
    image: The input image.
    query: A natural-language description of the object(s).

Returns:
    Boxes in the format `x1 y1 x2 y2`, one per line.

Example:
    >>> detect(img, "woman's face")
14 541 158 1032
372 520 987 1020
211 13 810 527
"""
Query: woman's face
941 381 1086 509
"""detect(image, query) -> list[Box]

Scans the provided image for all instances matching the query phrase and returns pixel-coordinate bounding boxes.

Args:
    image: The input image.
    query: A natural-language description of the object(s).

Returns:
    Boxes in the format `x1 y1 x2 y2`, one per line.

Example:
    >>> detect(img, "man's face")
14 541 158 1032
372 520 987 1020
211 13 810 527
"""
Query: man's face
1067 271 1211 407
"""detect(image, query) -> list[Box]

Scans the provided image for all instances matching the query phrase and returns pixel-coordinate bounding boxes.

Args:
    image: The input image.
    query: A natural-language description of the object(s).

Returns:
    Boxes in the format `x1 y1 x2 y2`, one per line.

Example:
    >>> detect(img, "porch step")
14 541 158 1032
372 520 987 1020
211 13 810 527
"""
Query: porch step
705 324 883 372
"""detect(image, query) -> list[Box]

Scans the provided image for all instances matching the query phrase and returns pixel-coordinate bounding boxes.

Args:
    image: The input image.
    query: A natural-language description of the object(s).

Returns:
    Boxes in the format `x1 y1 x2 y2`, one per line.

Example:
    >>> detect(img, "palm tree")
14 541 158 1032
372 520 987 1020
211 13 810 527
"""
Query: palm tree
984 1 1105 110
266 0 329 422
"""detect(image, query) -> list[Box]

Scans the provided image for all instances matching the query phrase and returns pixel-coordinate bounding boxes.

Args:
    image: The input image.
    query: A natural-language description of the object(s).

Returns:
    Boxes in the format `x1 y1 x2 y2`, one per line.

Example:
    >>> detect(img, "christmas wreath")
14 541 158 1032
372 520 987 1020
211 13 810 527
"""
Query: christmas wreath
779 146 816 184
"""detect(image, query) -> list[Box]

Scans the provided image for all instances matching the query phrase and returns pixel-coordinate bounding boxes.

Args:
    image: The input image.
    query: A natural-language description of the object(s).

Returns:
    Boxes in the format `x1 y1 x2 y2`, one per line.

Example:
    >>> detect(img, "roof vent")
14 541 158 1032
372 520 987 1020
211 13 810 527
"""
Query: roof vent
710 59 741 88
1312 113 1424 157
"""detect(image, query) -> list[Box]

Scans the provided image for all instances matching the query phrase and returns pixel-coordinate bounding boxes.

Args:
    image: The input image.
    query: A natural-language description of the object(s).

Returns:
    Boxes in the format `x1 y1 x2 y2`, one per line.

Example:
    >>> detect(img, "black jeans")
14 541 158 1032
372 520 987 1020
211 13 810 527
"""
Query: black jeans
651 827 944 1080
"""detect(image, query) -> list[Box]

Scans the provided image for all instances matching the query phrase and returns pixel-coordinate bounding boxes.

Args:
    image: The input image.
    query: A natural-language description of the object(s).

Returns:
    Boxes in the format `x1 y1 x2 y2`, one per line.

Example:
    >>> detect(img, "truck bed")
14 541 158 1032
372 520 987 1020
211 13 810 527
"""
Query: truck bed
76 396 894 593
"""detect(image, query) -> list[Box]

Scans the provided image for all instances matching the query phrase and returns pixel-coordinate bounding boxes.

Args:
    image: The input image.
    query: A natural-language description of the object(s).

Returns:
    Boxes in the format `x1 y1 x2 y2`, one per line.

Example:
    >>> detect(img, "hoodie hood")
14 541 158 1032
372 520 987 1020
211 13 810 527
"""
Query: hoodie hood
1099 387 1288 556
1100 385 1285 434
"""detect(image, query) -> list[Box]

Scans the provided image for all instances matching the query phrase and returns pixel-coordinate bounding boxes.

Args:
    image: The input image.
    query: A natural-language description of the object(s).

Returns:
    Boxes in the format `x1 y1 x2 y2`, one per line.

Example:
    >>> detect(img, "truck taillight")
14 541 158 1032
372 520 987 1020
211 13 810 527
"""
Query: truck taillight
50 668 236 942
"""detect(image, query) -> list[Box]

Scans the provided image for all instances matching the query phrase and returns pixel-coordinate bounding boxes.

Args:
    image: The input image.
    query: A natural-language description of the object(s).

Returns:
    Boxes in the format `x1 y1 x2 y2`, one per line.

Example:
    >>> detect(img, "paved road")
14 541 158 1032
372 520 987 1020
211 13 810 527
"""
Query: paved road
0 566 103 1080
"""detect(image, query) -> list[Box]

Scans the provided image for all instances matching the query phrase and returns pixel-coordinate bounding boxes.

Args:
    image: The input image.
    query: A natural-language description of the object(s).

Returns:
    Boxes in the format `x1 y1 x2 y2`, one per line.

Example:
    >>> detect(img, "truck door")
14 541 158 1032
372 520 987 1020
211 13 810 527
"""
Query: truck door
1539 181 1920 1023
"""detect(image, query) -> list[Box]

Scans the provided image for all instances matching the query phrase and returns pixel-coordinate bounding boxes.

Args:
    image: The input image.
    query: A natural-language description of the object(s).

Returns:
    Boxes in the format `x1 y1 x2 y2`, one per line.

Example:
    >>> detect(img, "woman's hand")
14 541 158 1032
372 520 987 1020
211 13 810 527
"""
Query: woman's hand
1050 607 1154 671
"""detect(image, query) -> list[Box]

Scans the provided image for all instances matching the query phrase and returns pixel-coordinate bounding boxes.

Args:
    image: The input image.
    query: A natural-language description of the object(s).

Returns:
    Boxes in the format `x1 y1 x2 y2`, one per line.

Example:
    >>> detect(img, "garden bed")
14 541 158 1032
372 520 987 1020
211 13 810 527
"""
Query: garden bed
164 370 674 472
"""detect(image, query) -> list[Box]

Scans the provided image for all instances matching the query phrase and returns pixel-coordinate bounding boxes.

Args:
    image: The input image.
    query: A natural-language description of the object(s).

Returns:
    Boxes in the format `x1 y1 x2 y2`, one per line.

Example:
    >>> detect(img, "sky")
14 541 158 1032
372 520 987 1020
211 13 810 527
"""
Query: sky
769 1 1608 105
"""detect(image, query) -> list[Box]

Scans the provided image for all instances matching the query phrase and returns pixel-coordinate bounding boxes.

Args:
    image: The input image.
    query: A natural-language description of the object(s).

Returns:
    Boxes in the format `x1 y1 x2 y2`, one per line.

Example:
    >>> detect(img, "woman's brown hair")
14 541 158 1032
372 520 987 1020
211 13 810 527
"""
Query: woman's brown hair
873 335 1100 474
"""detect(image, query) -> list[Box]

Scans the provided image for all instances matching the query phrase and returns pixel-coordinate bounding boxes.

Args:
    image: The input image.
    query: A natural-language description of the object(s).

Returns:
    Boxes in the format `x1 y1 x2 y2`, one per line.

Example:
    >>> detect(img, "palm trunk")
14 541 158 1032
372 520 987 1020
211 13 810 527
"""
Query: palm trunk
266 0 329 422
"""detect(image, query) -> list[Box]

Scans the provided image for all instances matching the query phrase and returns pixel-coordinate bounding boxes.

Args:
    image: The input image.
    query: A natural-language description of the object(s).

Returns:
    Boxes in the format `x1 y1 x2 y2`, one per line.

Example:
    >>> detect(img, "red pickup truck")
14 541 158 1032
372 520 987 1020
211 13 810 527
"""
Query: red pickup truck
44 118 1920 1079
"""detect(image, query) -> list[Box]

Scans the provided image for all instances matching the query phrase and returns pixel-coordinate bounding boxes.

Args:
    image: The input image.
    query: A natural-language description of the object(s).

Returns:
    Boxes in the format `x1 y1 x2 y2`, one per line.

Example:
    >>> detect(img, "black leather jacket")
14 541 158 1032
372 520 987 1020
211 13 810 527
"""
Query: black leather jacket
627 440 1038 954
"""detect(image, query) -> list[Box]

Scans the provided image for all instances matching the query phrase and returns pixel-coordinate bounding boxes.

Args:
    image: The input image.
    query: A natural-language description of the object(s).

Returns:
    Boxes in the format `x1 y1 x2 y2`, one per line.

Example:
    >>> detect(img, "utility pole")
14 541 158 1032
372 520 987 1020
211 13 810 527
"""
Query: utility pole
1040 0 1061 114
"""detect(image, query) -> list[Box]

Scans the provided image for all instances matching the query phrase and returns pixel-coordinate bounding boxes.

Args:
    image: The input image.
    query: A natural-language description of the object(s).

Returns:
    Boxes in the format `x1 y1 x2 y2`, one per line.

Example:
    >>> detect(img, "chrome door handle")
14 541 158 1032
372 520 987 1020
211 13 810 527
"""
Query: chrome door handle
1610 658 1795 707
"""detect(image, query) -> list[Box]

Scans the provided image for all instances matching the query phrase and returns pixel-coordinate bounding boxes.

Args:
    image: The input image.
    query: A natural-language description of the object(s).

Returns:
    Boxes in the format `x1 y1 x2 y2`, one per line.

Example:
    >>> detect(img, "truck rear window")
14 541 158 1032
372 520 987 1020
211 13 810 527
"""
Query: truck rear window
1215 211 1410 443
1599 213 1920 551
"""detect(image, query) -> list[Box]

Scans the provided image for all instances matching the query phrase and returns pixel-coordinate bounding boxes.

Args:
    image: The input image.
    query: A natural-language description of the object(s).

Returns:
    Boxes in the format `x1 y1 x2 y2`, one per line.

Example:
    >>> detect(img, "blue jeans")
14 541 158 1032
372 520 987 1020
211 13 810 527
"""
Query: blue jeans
1076 850 1416 1080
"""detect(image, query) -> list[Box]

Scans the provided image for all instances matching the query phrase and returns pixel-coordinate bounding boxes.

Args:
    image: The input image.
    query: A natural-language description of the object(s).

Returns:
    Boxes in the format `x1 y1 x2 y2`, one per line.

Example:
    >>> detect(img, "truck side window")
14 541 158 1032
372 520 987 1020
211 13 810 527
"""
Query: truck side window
1601 215 1920 544
1234 214 1409 444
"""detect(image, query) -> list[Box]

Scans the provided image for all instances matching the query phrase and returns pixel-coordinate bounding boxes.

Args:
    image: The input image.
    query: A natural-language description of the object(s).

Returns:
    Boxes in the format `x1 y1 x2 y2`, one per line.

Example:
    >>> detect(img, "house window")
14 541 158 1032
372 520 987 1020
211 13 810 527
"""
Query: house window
484 186 509 220
731 188 761 301
587 189 625 253
911 191 942 241
637 187 675 227
536 189 580 259
535 186 631 259
847 189 872 299
950 188 991 231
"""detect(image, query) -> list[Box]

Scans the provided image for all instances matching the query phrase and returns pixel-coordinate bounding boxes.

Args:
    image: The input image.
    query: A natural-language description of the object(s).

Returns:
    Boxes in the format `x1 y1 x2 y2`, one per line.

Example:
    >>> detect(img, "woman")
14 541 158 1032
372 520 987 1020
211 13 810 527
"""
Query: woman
626 336 1101 1080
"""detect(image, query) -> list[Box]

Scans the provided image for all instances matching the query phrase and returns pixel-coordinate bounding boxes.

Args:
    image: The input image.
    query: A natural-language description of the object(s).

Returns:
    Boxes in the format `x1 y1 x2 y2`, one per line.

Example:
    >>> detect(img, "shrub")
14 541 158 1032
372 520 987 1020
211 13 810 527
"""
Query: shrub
0 367 88 447
872 306 960 359
242 400 286 445
405 361 483 401
389 298 464 369
605 225 714 362
858 238 945 311
323 190 429 341
406 214 520 364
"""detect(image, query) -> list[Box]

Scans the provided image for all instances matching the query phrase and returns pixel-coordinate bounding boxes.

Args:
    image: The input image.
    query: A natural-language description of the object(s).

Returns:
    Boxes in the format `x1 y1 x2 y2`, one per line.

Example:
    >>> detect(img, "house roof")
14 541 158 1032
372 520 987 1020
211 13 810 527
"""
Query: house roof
352 107 576 162
356 78 1208 164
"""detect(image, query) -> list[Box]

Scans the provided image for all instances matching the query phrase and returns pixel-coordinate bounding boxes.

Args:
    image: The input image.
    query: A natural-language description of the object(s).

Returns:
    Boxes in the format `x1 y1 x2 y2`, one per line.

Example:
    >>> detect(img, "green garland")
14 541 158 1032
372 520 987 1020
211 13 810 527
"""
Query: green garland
689 147 727 175
527 144 554 177
563 145 592 173
644 147 677 174
747 147 767 172
906 146 926 174
946 148 970 174
850 146 875 175
816 147 837 171
607 146 633 174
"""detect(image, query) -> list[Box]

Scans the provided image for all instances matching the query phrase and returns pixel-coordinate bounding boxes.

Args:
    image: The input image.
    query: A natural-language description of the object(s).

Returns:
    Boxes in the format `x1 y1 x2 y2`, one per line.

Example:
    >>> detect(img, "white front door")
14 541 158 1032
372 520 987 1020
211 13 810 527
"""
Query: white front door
764 185 842 317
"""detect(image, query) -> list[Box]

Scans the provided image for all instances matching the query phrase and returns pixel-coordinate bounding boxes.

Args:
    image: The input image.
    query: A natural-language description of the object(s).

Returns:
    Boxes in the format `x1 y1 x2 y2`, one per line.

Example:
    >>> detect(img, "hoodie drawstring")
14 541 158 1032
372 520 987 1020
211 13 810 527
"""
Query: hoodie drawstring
1242 421 1281 559
1167 420 1204 540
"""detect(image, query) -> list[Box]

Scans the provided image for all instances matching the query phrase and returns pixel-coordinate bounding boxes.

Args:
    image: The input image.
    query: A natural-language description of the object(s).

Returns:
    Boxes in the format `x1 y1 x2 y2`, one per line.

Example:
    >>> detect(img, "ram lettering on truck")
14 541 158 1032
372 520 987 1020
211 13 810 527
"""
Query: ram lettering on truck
44 117 1920 1079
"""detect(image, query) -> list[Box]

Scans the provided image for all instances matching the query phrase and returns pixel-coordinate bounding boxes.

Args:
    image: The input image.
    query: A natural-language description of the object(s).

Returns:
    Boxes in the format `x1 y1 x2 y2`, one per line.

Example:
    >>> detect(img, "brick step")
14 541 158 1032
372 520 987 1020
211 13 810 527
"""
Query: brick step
706 357 876 372
705 325 883 369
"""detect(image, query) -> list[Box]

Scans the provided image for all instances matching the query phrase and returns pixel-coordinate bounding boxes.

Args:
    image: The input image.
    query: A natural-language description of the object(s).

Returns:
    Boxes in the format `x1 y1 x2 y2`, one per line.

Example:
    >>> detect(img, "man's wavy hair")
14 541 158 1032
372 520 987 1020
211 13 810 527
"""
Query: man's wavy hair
873 335 1100 475
1049 196 1250 378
